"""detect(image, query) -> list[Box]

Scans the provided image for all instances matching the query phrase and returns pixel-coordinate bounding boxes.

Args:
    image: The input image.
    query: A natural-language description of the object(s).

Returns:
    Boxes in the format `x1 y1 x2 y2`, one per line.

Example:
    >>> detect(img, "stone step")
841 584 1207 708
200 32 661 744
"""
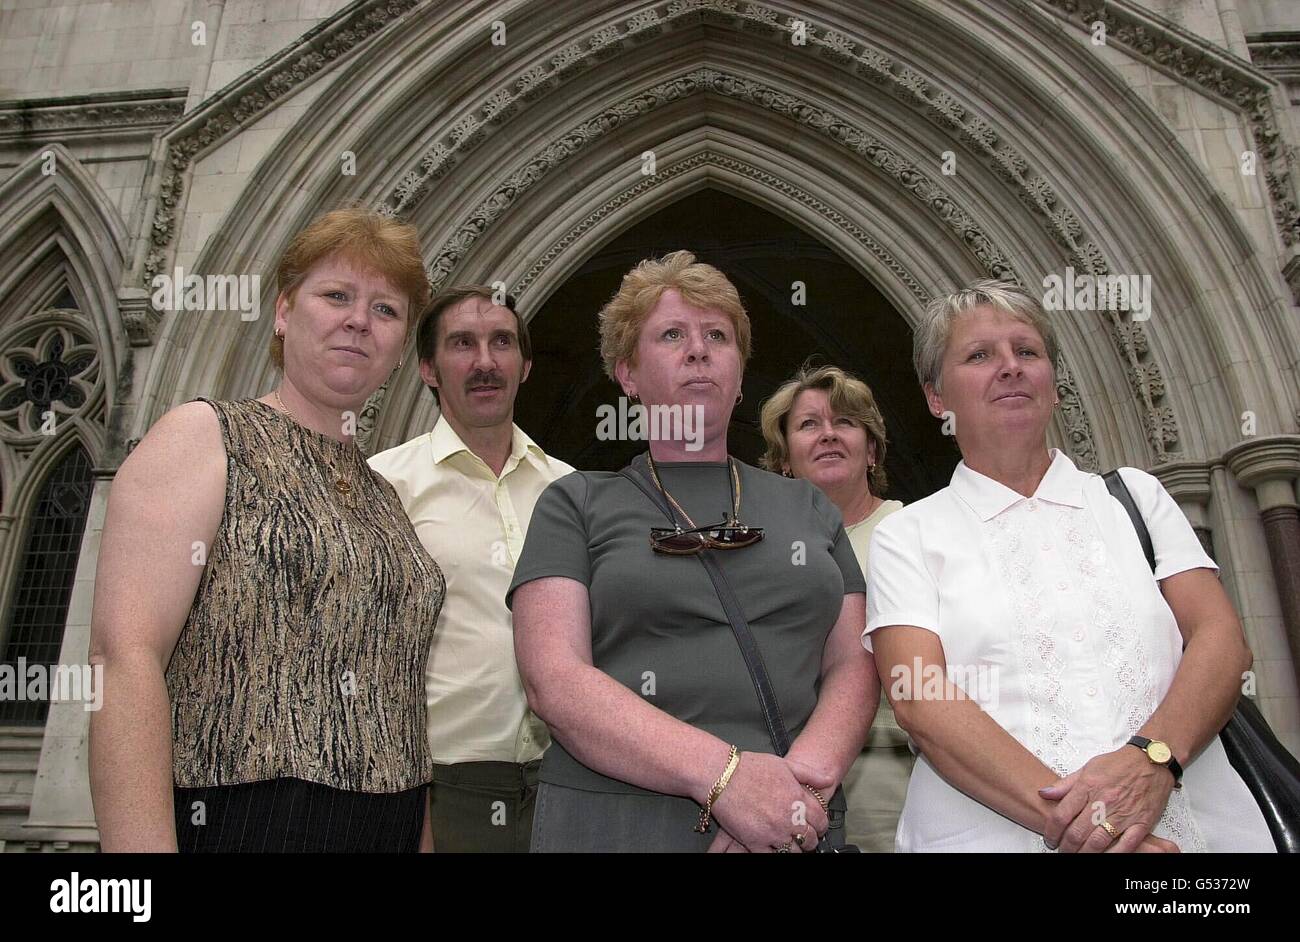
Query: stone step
0 792 33 851
0 753 40 774
0 727 44 752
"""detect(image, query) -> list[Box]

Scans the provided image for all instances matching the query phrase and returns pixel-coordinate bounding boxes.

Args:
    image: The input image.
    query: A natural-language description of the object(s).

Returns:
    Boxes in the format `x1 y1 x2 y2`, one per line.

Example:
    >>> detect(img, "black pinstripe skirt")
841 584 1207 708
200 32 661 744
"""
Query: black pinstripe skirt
173 777 426 853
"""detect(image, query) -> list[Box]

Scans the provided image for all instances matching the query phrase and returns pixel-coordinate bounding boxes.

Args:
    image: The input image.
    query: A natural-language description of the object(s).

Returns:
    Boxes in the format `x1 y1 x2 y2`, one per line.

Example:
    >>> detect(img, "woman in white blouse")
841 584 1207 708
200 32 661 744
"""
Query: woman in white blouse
865 280 1274 852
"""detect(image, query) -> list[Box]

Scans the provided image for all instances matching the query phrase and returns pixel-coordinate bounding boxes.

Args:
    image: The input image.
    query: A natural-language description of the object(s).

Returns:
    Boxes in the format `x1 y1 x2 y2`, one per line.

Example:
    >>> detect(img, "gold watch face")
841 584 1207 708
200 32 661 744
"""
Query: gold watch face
1146 740 1172 764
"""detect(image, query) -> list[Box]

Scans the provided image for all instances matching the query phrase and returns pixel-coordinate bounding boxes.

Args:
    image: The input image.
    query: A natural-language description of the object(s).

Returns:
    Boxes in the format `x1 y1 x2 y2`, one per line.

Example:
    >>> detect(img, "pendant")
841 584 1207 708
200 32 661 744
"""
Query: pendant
335 479 352 496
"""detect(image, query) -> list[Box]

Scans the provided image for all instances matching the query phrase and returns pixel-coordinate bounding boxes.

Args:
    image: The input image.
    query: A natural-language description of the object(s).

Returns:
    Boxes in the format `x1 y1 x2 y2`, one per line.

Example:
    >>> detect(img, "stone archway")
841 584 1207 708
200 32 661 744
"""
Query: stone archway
512 186 957 497
129 0 1299 735
156 0 1296 468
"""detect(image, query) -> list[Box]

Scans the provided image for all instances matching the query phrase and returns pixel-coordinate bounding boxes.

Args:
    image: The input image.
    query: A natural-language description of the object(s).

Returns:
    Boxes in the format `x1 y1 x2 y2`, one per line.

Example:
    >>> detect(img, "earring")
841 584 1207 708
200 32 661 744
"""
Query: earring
782 468 793 478
275 329 283 339
735 392 744 405
396 357 404 370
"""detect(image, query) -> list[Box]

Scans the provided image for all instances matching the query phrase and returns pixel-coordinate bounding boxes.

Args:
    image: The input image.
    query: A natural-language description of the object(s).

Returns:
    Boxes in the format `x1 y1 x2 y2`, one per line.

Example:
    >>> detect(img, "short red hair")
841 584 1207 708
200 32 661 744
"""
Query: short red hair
270 207 429 369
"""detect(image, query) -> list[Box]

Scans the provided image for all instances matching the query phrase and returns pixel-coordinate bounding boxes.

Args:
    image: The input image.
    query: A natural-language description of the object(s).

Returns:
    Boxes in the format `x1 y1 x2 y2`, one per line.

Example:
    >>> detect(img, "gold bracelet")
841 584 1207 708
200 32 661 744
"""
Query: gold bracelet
695 745 741 833
804 783 829 813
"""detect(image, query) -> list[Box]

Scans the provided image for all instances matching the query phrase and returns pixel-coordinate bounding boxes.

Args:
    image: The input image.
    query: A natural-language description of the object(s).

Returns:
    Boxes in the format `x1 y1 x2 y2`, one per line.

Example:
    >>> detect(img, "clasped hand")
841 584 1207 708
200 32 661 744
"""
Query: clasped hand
1039 745 1180 853
706 753 834 853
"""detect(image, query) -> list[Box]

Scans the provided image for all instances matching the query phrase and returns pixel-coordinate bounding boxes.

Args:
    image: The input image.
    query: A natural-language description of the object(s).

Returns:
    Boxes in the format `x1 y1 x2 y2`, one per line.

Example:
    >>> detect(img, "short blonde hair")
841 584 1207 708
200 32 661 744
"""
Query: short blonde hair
597 250 751 381
759 363 890 496
271 207 430 369
913 280 1058 390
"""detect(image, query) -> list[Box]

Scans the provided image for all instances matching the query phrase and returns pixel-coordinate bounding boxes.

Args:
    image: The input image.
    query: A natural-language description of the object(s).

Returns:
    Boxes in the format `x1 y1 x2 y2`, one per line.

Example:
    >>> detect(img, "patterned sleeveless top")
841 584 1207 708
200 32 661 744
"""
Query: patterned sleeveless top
166 398 444 792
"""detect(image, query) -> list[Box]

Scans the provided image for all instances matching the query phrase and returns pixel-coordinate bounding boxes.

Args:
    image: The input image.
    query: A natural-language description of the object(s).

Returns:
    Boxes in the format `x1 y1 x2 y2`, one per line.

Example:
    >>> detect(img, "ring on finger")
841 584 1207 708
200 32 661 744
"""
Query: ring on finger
1100 820 1120 840
774 840 792 853
793 831 807 848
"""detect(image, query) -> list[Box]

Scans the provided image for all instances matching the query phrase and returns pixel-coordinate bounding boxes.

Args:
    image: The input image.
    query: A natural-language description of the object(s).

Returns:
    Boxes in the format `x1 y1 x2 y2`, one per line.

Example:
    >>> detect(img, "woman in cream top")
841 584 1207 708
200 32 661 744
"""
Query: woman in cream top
759 363 908 852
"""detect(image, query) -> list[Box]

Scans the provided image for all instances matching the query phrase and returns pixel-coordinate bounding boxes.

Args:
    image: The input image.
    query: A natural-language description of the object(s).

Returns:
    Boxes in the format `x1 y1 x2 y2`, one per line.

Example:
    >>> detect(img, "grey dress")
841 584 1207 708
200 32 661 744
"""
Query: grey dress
506 454 865 852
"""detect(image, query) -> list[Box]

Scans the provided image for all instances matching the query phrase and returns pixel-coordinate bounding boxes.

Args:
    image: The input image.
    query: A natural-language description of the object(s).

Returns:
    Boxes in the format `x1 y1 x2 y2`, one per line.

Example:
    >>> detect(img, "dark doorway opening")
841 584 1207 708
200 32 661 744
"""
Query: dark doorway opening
515 188 957 503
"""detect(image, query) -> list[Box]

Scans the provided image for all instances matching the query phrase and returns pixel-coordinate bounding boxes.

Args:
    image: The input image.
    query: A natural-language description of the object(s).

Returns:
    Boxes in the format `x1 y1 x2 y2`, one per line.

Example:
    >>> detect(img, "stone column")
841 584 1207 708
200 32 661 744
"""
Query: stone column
1224 436 1300 693
1152 461 1215 561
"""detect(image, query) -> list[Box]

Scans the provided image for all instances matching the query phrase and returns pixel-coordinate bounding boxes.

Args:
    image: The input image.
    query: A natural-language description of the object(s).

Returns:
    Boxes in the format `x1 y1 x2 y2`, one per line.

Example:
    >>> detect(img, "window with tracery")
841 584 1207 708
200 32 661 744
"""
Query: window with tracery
0 307 103 725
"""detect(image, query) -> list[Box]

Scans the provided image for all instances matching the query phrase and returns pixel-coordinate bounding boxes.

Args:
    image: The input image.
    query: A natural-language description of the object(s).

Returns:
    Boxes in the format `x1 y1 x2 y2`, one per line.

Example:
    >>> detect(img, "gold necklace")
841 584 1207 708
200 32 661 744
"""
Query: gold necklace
273 389 356 497
645 452 743 531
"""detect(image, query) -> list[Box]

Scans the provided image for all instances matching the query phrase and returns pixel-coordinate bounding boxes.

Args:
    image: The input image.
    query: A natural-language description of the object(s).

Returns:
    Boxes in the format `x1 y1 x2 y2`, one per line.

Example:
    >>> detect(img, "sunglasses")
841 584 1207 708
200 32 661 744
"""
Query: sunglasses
650 517 765 555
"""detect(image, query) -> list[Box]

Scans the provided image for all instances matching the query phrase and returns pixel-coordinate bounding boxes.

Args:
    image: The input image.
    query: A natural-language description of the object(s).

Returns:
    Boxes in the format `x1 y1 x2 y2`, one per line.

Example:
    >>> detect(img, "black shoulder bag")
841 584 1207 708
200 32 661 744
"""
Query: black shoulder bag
1103 469 1300 853
620 461 857 852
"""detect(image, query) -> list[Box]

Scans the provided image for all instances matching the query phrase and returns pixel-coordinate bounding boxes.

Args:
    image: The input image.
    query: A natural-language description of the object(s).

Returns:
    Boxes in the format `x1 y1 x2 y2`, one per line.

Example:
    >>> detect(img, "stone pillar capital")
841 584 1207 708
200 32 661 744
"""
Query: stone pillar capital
1223 435 1300 511
1150 461 1213 507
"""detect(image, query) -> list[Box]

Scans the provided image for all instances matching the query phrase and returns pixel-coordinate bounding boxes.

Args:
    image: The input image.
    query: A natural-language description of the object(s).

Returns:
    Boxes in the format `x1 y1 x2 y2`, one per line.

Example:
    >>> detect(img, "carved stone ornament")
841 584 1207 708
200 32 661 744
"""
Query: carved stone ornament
453 148 1100 473
512 151 927 303
0 310 102 450
1249 38 1300 79
1037 0 1300 248
139 0 421 286
119 289 162 348
356 379 388 455
1052 359 1099 472
411 70 1109 466
122 0 1163 463
1284 254 1300 306
376 2 1175 461
0 90 186 139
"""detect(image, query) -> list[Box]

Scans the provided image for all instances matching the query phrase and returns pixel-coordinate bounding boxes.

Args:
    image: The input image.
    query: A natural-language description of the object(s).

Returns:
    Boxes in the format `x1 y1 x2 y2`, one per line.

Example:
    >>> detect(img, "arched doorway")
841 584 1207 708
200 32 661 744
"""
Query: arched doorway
516 188 956 501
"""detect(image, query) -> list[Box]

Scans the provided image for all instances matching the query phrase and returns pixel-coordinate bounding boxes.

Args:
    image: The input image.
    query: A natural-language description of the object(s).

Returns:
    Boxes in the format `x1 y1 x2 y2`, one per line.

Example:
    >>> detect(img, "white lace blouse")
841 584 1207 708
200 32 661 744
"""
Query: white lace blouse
864 449 1274 852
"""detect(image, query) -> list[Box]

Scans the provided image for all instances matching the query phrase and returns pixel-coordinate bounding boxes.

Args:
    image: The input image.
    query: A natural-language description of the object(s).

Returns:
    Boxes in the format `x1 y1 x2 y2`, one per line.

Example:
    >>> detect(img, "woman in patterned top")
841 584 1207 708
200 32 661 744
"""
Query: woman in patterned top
89 208 446 852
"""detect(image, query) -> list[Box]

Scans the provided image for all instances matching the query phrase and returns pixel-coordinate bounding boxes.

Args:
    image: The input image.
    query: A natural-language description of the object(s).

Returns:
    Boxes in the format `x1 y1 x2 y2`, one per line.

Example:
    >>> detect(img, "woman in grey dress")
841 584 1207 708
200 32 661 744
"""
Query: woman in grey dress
508 251 878 852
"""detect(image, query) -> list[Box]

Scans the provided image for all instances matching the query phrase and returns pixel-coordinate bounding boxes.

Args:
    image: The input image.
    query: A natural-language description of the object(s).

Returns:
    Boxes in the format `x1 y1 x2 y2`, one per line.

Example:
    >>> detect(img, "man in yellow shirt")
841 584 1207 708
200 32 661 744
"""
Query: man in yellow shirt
370 285 573 852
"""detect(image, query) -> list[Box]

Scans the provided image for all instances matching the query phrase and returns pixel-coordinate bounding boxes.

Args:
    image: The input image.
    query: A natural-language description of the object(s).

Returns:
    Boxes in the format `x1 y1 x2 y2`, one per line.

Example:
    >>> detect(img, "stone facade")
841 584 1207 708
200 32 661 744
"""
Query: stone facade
0 0 1297 851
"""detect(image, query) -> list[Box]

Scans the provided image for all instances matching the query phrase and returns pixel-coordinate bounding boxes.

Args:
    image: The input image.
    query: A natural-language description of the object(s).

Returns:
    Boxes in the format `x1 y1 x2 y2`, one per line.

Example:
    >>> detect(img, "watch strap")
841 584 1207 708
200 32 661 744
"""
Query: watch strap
1128 735 1184 785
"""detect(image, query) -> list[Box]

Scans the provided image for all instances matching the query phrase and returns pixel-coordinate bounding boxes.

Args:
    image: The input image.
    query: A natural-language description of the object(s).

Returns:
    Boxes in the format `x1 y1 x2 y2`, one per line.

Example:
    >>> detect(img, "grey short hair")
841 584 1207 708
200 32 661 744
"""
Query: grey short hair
913 280 1059 390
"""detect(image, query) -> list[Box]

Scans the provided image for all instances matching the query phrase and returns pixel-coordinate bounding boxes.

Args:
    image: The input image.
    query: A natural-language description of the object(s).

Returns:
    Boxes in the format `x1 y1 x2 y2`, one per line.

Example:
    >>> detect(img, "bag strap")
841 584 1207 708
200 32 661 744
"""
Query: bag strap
1103 469 1156 572
619 461 792 756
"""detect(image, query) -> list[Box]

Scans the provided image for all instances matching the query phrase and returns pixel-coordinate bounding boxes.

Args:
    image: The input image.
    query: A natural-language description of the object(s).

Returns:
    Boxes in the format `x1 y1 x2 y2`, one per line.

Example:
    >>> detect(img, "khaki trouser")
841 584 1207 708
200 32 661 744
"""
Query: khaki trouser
428 759 541 853
842 703 915 852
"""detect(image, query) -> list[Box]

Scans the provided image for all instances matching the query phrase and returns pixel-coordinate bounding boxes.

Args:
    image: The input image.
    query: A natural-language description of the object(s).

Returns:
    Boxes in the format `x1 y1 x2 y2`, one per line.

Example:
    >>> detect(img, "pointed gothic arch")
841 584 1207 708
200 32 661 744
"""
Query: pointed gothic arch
0 143 130 399
0 435 95 725
0 148 115 724
147 0 1295 485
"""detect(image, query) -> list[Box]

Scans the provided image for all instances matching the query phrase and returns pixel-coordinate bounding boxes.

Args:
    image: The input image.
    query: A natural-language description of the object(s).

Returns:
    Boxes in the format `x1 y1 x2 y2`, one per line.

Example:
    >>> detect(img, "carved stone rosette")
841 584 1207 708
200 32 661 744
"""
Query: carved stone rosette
0 310 103 454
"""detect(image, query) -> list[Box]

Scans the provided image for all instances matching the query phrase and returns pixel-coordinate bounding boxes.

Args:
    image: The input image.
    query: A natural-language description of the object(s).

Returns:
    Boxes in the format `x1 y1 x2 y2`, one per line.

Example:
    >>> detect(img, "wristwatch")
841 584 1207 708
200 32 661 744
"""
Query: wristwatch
1128 735 1183 789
